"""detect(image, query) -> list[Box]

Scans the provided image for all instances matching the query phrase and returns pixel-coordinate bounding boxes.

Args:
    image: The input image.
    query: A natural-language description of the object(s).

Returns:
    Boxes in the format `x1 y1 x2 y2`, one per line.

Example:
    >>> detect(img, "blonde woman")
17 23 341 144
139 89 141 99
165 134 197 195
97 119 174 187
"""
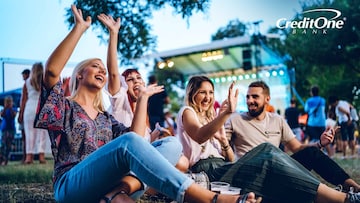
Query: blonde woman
19 62 49 164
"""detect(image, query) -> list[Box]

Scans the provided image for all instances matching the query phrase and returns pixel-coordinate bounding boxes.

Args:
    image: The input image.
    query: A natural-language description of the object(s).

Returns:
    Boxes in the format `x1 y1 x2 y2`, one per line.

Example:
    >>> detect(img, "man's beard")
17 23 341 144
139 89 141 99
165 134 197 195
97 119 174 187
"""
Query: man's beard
248 104 265 117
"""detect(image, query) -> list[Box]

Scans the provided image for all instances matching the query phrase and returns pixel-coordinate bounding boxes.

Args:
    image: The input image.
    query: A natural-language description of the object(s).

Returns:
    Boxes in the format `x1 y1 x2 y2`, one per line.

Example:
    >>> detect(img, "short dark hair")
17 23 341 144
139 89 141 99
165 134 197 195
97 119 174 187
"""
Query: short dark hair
22 69 30 75
328 95 338 105
290 98 296 105
248 80 270 96
311 85 319 96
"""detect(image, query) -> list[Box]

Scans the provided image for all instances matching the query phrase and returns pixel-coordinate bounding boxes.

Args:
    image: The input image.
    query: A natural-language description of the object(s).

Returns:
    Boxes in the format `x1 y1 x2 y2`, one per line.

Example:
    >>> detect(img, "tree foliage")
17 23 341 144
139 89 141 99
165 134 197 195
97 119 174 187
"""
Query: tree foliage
211 19 248 40
65 0 210 64
268 0 360 107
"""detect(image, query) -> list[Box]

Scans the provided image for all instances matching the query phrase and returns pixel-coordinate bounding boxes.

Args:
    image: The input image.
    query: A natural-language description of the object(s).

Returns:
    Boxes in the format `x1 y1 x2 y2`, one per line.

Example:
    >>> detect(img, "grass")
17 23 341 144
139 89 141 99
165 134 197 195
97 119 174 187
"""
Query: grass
0 160 53 184
0 155 359 202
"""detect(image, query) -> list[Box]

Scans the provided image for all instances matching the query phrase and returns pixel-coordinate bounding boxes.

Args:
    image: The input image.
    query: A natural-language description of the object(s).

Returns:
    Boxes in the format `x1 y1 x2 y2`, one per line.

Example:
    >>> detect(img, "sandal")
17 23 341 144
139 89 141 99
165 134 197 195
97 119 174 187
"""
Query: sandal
101 190 127 203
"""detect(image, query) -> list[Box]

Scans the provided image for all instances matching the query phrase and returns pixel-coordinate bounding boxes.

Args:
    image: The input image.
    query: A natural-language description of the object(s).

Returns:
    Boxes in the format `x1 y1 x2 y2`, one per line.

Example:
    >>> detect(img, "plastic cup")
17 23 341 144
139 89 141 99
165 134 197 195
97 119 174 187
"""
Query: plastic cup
210 182 230 193
221 186 242 195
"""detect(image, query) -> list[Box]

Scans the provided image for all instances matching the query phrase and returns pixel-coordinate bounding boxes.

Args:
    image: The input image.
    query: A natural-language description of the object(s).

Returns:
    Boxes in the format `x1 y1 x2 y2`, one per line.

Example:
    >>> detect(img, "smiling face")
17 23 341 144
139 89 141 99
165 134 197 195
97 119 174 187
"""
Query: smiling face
124 71 145 102
78 59 107 90
193 81 214 113
246 86 270 118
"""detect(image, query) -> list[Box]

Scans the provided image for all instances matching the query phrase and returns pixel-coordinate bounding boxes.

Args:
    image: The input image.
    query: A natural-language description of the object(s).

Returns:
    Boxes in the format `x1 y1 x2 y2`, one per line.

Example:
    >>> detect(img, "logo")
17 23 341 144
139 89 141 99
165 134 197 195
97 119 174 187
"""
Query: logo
276 8 345 34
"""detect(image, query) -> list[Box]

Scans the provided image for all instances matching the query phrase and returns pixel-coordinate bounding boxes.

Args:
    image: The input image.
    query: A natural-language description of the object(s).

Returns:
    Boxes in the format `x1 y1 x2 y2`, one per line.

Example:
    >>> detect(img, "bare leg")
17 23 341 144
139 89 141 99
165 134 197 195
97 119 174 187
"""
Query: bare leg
349 140 356 156
342 140 347 157
315 183 347 203
344 178 360 192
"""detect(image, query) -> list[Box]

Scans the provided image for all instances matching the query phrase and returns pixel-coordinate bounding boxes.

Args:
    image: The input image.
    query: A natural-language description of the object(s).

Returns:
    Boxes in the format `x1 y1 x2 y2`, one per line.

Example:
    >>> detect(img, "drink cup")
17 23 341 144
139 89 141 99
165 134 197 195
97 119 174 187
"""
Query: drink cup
221 186 242 195
210 182 230 194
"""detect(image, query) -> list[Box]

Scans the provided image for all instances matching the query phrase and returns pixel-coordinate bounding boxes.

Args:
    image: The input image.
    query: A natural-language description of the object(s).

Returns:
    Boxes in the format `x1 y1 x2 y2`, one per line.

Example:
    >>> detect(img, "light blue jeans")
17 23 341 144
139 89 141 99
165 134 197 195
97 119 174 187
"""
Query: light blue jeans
54 132 193 203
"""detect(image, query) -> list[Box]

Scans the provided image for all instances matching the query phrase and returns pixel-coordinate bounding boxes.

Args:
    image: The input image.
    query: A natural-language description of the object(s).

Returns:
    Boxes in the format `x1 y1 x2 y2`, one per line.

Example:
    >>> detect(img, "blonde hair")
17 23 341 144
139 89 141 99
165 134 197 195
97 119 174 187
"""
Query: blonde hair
68 58 106 112
4 96 13 106
30 62 44 91
184 75 215 120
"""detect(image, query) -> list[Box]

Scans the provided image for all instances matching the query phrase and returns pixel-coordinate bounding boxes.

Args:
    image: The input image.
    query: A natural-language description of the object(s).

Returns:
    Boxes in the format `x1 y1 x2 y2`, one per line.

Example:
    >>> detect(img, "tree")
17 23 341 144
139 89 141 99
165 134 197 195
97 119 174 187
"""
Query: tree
268 0 360 107
65 0 211 64
211 19 248 41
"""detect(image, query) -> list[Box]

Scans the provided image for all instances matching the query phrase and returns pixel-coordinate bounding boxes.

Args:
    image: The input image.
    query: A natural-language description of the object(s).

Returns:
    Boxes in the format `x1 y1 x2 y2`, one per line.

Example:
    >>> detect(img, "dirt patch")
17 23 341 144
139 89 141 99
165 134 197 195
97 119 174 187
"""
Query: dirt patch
0 183 55 203
0 183 174 203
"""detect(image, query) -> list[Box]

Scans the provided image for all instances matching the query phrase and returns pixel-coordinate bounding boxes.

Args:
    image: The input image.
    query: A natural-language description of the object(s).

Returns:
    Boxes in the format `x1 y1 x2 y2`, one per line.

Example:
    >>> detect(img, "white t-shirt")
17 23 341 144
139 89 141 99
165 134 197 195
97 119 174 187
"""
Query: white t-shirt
225 112 295 159
104 78 151 141
336 100 350 123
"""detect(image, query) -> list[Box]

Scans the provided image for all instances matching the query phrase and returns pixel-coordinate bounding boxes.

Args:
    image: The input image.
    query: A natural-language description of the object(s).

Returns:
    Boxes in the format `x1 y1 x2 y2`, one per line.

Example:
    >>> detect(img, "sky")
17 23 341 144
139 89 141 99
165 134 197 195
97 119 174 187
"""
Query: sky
0 0 302 91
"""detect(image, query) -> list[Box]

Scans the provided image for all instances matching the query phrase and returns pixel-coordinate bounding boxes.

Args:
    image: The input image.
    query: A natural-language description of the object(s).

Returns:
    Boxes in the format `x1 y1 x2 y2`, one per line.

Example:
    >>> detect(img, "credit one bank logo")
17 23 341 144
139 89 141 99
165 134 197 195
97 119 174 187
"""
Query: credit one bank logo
276 8 345 34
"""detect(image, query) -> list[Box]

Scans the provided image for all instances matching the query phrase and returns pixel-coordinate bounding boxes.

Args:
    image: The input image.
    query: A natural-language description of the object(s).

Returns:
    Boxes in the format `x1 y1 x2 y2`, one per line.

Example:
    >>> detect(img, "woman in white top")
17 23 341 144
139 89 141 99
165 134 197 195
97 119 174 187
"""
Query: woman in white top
19 62 49 164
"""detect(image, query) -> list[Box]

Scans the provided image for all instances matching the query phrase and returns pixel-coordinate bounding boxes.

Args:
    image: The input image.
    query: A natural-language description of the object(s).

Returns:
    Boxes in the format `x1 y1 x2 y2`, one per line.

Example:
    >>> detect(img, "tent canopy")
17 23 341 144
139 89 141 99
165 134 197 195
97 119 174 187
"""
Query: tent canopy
147 36 284 76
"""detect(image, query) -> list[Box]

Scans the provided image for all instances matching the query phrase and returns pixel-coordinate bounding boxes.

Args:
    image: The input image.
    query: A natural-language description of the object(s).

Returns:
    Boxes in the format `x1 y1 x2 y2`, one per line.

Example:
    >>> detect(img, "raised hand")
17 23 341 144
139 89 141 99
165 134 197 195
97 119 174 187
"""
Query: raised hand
320 126 340 146
138 84 164 98
71 4 91 30
97 13 121 33
219 82 239 115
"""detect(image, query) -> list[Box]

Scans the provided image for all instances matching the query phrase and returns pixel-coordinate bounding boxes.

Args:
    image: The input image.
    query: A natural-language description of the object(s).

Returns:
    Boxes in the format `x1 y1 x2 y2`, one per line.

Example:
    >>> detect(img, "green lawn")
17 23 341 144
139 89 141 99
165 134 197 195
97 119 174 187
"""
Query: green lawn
0 156 359 202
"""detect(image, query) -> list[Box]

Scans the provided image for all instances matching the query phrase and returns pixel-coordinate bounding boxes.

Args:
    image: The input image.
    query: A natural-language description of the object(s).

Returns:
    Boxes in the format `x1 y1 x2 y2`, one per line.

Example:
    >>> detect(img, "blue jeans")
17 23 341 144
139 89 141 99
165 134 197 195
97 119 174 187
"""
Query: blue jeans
54 132 193 203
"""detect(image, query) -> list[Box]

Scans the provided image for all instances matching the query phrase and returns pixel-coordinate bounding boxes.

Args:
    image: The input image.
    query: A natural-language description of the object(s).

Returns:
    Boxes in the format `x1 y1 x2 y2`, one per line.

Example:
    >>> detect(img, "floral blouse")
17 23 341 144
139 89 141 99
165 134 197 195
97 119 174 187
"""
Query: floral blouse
34 81 129 183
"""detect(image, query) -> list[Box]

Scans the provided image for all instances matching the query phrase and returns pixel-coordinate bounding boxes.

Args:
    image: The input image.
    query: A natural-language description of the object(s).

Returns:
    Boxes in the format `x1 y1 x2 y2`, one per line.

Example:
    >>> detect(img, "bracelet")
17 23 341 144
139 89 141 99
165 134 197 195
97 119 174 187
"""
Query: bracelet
317 141 324 149
221 145 230 151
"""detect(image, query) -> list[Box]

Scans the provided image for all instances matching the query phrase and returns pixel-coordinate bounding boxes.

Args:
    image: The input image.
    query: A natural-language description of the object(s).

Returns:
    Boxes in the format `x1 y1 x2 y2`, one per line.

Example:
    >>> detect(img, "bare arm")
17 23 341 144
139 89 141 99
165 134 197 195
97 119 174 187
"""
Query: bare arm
98 14 121 95
44 5 91 89
131 84 164 136
18 83 28 123
286 126 337 153
183 82 239 144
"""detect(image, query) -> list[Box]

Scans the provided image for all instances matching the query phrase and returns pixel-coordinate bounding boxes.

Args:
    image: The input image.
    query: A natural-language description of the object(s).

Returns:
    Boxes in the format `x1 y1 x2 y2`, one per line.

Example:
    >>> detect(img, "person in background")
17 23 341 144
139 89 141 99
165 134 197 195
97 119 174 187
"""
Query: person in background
164 110 177 136
34 5 257 202
305 85 326 143
325 107 337 158
285 98 303 142
265 103 275 113
225 80 360 193
0 96 17 165
177 76 360 203
147 74 170 130
328 95 357 159
19 62 49 164
18 68 30 163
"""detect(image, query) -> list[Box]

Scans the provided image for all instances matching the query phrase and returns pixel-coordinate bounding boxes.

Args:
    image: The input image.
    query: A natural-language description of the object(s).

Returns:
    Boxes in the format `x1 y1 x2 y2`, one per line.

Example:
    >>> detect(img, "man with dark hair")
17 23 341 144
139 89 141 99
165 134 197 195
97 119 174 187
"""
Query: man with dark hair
147 75 170 130
225 80 360 192
21 69 30 79
285 98 303 142
328 95 357 159
305 85 326 142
